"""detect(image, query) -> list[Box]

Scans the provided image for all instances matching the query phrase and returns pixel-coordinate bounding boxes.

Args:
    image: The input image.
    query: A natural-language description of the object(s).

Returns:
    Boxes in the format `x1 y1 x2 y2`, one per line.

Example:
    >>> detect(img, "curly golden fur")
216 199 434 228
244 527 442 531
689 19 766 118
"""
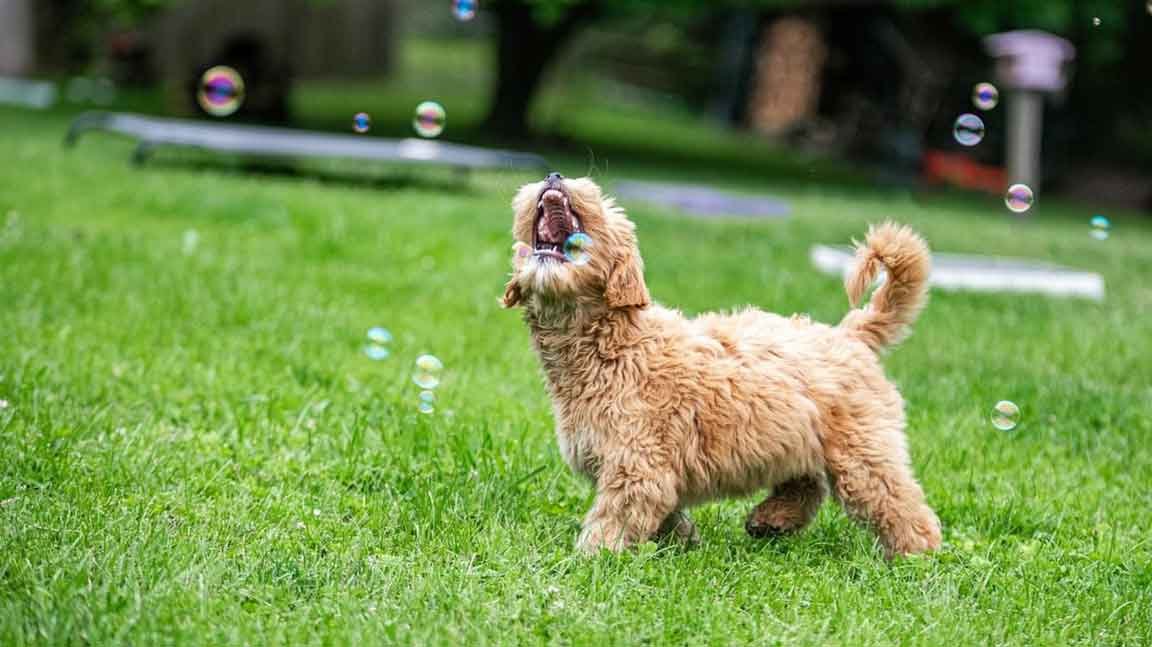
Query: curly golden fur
502 176 941 558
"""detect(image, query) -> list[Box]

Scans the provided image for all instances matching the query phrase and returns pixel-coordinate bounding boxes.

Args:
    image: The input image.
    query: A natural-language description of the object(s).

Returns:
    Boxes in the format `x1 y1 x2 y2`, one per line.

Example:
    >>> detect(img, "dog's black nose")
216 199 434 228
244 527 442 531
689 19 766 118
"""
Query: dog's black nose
546 172 564 183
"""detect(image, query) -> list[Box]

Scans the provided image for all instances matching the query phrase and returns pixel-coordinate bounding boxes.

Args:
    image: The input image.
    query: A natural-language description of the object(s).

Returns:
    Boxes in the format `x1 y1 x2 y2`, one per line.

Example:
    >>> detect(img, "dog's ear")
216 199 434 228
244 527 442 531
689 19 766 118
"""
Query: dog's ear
605 249 650 309
501 276 523 308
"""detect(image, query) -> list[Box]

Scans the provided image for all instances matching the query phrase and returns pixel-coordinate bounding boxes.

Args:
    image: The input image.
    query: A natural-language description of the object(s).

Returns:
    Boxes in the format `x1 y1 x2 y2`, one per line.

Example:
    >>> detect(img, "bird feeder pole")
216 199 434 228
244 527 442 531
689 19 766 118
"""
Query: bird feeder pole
984 31 1076 195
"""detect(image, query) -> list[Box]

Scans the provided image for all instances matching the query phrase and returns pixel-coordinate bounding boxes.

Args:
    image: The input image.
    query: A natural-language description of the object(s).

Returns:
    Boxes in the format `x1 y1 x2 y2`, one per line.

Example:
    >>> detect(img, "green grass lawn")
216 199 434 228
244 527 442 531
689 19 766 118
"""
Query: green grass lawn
2 103 1151 646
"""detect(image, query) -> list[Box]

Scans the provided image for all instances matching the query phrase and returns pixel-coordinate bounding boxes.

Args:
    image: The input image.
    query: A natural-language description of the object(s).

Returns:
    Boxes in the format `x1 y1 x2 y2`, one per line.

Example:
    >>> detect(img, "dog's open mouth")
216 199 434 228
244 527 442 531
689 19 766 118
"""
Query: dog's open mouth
534 186 582 261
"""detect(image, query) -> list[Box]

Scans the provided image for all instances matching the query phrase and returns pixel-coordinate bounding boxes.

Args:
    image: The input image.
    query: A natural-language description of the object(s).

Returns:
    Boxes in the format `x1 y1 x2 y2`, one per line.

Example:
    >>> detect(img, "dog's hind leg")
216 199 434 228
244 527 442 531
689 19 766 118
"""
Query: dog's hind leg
745 476 827 538
655 509 701 546
823 423 941 558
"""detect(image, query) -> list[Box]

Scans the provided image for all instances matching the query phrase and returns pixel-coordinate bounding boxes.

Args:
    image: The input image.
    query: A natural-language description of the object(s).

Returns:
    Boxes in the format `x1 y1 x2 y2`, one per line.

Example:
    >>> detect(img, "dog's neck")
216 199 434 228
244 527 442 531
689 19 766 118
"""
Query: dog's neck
523 297 645 390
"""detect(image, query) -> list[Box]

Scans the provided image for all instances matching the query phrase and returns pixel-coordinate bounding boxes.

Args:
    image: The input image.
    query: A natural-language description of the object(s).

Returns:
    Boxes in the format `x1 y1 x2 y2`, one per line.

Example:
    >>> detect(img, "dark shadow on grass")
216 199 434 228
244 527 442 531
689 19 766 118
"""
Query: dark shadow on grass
670 505 866 563
138 153 485 194
735 528 865 564
292 116 876 194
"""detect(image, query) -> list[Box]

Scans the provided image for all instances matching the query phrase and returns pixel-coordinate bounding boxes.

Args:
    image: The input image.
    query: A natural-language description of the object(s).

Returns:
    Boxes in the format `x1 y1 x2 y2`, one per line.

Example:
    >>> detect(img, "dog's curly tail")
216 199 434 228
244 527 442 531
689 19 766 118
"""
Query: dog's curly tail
839 222 931 353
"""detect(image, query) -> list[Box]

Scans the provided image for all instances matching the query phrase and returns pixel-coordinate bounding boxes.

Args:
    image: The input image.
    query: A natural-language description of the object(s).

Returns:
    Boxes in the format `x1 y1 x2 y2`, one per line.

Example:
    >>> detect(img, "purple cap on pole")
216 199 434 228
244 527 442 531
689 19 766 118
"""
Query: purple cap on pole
984 30 1075 92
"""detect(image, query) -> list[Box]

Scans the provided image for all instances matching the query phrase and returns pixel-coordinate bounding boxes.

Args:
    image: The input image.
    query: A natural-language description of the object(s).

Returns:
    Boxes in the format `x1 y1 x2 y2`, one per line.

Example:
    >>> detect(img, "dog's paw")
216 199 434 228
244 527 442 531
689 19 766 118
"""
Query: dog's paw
656 511 701 546
882 512 942 559
745 498 815 538
576 520 630 555
745 519 791 538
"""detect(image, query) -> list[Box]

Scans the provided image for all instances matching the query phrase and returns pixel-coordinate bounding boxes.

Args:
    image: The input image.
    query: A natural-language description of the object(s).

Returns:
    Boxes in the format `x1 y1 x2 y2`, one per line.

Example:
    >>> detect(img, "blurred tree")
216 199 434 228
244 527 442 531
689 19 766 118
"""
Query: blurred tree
32 0 172 71
480 0 926 136
481 0 843 135
486 0 1151 169
484 0 602 136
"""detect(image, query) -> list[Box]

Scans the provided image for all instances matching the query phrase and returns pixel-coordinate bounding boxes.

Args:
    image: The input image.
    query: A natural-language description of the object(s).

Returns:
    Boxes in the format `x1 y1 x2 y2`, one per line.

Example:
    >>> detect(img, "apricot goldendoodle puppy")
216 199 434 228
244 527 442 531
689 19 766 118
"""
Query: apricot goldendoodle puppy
502 173 941 558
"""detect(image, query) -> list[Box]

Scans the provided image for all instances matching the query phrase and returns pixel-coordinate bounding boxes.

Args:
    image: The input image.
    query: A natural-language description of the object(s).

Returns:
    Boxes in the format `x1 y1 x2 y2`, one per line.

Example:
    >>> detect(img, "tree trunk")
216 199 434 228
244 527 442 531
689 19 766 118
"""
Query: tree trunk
482 1 596 137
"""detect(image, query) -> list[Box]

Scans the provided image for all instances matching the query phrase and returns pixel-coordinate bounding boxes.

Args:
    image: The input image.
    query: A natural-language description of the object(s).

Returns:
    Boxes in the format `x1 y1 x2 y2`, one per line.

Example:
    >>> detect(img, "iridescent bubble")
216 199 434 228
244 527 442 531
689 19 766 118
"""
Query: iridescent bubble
364 327 393 360
181 229 200 255
953 113 986 146
1004 184 1035 213
1090 215 1111 240
413 101 446 138
563 232 592 265
513 241 533 267
453 0 477 21
353 112 371 133
364 345 390 361
418 390 436 414
413 354 444 389
367 327 393 344
197 65 244 117
991 400 1020 431
972 82 999 110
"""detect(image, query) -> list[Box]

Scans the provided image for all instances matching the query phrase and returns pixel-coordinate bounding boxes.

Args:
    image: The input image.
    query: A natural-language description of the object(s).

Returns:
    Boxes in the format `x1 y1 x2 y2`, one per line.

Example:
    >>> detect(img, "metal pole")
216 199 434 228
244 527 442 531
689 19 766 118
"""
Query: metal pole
0 0 35 75
1006 90 1044 189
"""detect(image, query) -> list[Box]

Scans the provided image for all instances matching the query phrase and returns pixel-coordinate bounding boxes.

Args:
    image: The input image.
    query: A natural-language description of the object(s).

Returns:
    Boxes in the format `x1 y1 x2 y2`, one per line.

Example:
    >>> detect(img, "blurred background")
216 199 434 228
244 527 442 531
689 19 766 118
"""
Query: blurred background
1 0 1150 210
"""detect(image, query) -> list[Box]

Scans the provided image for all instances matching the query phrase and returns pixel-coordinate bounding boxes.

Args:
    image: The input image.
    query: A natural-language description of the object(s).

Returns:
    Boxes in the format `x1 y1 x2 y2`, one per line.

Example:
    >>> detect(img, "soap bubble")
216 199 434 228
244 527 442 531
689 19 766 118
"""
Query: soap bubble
563 233 592 265
1004 184 1035 214
181 229 200 255
367 327 392 344
413 101 446 138
413 354 444 389
991 400 1020 431
418 390 436 414
953 113 985 146
972 83 999 110
197 66 244 117
364 346 389 361
364 327 392 360
453 0 477 21
1090 215 1110 240
353 112 371 133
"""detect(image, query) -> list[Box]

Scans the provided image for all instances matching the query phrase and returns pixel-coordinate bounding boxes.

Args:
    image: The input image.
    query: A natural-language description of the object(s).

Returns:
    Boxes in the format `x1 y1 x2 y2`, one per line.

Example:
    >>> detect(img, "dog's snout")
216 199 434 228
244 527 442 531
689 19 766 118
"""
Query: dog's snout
546 172 564 184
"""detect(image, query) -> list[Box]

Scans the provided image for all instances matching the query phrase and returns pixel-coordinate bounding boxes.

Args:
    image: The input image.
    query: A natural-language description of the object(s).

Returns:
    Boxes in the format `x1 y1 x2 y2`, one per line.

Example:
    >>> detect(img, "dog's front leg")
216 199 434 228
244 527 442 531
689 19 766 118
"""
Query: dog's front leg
576 460 678 554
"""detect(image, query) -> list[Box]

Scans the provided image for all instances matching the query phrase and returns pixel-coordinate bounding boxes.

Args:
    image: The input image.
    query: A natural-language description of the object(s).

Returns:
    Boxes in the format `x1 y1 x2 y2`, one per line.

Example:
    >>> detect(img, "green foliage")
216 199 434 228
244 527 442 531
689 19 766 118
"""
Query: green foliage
502 0 821 25
86 0 346 25
508 0 1124 37
87 0 172 23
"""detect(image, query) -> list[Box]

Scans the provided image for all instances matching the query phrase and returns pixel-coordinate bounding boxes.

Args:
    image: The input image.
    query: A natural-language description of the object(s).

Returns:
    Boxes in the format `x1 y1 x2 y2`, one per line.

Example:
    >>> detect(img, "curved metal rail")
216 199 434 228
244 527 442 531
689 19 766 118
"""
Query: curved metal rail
64 111 549 172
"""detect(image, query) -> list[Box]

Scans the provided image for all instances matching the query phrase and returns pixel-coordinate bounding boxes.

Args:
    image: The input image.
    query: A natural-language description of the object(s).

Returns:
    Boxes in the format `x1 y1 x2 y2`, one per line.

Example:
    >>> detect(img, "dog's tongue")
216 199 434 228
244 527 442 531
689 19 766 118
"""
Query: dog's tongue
538 192 570 243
